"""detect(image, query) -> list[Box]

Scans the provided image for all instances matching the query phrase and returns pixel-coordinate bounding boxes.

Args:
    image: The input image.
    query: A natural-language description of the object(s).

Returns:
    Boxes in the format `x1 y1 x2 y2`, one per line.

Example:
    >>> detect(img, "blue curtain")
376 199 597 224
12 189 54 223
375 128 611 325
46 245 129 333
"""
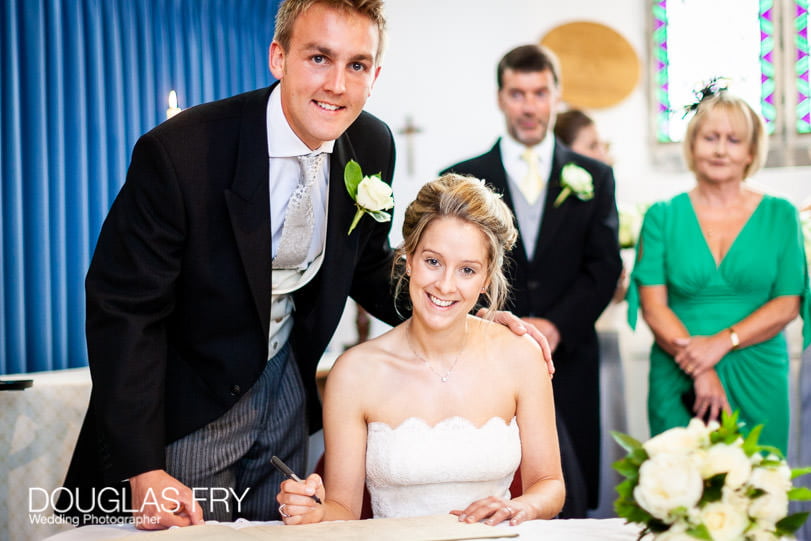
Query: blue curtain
0 0 280 374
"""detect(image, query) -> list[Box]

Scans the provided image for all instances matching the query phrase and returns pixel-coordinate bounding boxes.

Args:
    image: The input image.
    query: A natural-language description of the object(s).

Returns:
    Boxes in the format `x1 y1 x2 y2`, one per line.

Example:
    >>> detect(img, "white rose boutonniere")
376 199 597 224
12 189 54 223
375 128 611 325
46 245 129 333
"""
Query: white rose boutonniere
554 163 594 208
344 159 394 235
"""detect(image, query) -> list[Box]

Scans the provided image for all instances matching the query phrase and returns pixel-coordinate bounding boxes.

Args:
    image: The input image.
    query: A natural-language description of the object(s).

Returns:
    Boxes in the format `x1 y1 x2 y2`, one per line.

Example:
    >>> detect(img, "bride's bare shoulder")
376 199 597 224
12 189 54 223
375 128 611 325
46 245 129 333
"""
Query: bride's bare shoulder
475 317 543 369
327 326 404 381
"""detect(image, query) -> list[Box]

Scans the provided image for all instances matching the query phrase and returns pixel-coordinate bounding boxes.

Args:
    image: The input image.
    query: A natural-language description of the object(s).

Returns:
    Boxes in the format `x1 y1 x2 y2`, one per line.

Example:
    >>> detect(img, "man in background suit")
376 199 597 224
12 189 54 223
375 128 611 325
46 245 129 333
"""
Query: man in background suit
442 44 622 516
60 0 399 529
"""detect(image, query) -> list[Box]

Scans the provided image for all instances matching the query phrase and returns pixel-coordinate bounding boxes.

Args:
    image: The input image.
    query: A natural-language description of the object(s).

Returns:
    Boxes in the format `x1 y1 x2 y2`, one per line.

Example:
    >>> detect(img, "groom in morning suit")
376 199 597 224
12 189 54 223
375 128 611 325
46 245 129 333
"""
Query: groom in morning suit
60 0 401 528
442 45 622 516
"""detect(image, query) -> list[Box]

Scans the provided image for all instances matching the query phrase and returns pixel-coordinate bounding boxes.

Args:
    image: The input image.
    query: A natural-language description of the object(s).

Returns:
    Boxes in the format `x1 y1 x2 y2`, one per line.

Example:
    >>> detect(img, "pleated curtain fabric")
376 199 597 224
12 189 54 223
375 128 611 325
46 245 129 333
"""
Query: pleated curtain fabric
0 0 280 374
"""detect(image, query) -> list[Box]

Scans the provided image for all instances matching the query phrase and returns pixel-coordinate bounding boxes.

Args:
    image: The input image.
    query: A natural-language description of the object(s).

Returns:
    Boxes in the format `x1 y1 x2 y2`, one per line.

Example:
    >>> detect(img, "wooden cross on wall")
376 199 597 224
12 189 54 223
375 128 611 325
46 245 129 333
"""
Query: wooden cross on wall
397 115 422 176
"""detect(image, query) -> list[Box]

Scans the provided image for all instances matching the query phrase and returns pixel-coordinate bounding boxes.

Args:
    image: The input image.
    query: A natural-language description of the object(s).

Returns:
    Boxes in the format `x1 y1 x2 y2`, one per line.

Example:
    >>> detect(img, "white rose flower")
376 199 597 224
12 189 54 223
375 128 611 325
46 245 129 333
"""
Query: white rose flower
634 453 703 521
700 443 752 487
689 448 708 471
686 417 716 441
699 501 749 541
744 524 783 541
721 484 750 509
703 418 721 432
554 163 594 207
355 176 394 212
644 424 705 458
685 505 703 526
750 462 792 493
561 163 593 194
749 490 789 526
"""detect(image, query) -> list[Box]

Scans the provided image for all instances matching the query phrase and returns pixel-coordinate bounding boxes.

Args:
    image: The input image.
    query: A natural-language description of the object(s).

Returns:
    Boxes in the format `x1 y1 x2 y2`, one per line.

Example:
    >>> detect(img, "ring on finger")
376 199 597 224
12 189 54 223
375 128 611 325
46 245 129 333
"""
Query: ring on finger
504 505 513 517
278 503 291 518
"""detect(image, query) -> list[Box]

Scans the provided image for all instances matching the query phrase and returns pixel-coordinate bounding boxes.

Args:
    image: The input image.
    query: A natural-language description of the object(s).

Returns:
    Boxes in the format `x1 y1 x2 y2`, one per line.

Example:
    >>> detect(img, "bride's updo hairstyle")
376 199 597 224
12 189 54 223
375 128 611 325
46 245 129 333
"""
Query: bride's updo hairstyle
392 173 518 318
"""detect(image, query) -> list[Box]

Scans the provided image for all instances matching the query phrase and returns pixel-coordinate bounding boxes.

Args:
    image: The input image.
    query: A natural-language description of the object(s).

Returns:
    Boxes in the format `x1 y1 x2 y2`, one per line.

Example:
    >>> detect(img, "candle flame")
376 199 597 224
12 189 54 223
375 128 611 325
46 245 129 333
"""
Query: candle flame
168 90 178 109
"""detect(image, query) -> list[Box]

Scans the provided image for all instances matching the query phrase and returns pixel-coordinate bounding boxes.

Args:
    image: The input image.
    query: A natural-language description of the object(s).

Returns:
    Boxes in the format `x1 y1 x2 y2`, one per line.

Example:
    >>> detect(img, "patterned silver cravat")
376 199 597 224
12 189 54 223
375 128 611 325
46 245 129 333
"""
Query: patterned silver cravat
274 152 326 269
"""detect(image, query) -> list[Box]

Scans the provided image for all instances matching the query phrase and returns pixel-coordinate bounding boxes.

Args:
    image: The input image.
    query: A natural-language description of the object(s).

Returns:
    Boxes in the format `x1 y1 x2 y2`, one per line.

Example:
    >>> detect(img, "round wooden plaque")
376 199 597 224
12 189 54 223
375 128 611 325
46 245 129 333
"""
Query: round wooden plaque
541 21 640 109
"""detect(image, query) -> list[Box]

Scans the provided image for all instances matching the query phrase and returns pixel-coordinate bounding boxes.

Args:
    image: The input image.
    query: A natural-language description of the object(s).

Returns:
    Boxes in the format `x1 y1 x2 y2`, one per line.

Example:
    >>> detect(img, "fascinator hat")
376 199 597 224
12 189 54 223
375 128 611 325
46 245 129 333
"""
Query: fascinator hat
681 76 731 118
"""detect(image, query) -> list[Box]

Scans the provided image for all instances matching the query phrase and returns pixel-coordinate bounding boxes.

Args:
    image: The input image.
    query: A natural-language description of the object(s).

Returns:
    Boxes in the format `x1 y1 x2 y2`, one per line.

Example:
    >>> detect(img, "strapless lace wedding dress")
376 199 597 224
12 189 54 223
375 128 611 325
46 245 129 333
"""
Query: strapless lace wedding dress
365 416 521 518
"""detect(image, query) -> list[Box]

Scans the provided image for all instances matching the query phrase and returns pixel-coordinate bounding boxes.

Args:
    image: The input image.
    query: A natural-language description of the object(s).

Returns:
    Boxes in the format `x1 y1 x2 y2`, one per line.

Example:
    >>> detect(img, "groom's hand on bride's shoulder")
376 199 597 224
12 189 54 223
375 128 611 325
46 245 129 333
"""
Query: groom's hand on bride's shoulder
479 309 555 377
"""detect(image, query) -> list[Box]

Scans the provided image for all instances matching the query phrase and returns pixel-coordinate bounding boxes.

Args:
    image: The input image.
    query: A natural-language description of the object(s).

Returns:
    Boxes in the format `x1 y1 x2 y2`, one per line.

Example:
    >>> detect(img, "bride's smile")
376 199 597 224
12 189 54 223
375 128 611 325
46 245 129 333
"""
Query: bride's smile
406 216 489 329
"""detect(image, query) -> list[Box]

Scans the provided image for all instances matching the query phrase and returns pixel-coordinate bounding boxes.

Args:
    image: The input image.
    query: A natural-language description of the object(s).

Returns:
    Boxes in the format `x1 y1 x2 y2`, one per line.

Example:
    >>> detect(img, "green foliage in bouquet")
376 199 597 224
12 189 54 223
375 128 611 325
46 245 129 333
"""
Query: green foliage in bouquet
612 412 811 540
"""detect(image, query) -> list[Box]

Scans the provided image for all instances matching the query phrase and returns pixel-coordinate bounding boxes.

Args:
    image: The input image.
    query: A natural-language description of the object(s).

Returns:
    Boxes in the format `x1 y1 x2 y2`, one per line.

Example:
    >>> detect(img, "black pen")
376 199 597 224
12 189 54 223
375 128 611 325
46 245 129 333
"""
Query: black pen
271 455 323 504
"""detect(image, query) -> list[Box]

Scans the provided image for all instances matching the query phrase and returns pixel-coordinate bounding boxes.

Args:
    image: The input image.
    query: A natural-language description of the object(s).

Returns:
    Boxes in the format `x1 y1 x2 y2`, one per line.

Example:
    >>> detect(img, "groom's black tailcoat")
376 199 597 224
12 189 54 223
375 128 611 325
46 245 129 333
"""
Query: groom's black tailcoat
60 84 400 520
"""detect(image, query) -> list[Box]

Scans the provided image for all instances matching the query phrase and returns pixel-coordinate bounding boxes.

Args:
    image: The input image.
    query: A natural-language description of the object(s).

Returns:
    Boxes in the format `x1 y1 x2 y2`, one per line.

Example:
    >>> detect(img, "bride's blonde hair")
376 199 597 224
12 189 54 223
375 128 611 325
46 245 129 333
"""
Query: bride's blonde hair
392 173 518 318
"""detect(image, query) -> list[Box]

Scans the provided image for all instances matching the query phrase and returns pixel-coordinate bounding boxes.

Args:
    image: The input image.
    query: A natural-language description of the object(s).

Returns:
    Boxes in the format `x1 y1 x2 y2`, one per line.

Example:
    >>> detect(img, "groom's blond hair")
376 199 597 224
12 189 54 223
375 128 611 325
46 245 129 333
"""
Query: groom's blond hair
273 0 387 64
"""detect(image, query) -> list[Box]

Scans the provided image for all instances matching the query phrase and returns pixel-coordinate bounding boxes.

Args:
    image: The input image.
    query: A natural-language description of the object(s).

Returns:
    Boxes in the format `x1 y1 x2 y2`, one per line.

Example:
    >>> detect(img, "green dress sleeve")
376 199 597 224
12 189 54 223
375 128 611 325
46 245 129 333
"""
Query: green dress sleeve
771 200 811 347
627 201 667 329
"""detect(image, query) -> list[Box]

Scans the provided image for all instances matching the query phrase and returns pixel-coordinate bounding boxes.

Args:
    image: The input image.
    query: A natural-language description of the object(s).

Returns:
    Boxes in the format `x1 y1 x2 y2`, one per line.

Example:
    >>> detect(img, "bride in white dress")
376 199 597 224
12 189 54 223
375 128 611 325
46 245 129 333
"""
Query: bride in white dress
277 174 565 525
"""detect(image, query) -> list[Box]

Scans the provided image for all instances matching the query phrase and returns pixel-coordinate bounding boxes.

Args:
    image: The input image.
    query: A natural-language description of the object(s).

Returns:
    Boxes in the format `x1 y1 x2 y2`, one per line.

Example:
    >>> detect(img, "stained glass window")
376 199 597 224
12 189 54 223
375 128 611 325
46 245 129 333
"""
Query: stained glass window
797 0 810 133
653 0 773 142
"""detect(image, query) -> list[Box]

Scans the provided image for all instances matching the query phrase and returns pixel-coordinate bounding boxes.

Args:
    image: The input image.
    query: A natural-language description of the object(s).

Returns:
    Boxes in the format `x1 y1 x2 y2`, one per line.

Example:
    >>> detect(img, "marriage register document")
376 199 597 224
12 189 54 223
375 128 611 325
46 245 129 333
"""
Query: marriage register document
146 514 518 541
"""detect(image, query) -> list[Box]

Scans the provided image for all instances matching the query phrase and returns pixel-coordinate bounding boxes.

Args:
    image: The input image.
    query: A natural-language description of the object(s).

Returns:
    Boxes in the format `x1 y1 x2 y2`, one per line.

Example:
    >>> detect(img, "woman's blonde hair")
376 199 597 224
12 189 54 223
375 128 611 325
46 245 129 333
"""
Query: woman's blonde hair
392 174 518 318
682 91 768 179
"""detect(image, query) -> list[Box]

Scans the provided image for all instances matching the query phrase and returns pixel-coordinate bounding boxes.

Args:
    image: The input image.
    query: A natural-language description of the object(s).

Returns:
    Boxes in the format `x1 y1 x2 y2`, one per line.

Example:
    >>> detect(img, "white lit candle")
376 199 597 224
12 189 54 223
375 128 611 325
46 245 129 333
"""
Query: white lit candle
166 90 182 119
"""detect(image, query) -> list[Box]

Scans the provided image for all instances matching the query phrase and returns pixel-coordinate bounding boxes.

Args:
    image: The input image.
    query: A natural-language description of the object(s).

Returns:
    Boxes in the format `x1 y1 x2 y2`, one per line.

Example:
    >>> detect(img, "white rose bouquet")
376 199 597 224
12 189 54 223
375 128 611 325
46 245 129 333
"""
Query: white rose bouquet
344 160 394 235
612 412 811 540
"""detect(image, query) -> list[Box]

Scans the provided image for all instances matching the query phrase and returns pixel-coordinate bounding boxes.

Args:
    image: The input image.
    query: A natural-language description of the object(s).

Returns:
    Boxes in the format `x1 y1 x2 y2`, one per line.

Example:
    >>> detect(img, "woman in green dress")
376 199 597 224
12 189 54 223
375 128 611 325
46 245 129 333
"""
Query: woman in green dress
627 89 810 453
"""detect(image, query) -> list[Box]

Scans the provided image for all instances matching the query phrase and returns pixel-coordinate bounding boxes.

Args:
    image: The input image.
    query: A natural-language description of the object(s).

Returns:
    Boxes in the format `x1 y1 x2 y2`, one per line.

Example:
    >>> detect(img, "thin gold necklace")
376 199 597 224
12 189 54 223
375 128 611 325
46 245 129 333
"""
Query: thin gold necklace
405 320 468 383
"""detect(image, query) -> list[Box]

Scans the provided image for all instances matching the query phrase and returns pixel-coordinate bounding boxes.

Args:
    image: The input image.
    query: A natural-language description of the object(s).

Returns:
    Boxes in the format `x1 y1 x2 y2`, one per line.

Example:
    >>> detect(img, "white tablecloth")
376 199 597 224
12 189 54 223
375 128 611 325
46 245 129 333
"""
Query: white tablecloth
44 516 642 540
1 368 92 541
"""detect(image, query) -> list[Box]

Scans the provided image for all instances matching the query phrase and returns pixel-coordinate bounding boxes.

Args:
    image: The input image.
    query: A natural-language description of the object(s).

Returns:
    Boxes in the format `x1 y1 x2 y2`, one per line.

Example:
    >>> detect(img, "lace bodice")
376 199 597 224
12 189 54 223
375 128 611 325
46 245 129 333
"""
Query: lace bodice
365 416 521 519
